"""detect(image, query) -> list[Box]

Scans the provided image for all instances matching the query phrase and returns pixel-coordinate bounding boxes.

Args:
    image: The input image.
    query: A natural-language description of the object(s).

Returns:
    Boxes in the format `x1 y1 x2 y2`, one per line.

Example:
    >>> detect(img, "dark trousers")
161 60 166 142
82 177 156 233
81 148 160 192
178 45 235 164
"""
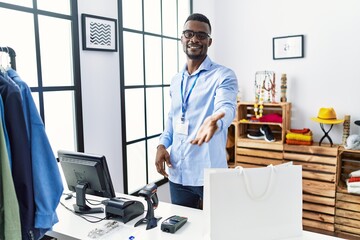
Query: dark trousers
169 181 203 209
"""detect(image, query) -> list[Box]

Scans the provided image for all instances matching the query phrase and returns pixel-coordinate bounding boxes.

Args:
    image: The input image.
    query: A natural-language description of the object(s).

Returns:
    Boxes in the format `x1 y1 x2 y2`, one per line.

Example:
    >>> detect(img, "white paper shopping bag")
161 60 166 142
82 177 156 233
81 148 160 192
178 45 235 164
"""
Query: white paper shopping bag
203 163 303 240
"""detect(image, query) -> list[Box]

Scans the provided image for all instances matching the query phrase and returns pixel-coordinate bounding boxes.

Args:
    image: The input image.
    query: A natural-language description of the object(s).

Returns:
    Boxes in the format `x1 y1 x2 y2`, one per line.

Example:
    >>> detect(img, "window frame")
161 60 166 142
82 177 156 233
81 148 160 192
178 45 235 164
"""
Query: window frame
0 0 84 153
118 0 193 194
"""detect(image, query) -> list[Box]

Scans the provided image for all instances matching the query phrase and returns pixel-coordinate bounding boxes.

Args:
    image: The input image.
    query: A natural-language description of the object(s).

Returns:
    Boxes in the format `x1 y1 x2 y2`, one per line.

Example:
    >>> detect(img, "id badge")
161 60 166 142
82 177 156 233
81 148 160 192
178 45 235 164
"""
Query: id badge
175 118 189 135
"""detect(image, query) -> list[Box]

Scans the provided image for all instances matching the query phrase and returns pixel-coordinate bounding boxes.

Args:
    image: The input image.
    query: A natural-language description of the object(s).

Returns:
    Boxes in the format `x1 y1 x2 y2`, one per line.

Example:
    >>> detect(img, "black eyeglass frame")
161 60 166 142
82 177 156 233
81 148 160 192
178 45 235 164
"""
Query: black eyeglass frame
182 30 211 40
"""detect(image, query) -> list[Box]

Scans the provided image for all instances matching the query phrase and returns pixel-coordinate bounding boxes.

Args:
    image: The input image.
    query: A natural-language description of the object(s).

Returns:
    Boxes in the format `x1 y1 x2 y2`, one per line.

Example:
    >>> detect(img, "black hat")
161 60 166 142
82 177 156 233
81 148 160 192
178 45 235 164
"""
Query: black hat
355 120 360 126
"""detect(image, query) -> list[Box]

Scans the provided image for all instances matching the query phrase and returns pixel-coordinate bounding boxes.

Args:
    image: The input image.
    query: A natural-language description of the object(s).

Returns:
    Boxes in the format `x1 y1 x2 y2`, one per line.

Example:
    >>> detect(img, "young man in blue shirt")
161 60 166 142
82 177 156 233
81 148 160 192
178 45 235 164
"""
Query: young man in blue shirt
155 13 238 209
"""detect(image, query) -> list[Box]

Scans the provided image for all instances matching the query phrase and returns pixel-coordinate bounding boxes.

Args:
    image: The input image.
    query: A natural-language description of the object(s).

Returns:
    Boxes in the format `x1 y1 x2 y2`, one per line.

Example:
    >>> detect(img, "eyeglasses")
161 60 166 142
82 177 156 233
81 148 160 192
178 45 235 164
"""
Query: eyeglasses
182 30 211 40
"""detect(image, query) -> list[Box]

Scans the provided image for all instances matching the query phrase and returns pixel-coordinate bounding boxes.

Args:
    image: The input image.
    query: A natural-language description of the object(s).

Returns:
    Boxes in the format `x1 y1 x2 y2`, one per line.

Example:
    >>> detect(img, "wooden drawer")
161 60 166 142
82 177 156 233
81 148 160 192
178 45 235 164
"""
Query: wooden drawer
284 144 338 233
235 155 283 168
284 144 338 184
237 138 284 151
237 147 283 159
303 218 334 232
284 144 338 156
303 179 336 198
335 149 360 237
335 191 360 236
235 147 283 168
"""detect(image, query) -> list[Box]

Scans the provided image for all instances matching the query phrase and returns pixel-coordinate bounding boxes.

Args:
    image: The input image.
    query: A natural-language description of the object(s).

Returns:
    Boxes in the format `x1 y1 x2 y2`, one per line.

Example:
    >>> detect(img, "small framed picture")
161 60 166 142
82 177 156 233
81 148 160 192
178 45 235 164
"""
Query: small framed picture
81 14 117 52
273 35 304 60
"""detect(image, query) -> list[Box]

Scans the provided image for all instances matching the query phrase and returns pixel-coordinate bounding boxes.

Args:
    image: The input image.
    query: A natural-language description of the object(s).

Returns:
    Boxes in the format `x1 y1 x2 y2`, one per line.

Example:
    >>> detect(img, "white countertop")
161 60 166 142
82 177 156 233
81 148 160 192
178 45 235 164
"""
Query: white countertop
47 193 345 240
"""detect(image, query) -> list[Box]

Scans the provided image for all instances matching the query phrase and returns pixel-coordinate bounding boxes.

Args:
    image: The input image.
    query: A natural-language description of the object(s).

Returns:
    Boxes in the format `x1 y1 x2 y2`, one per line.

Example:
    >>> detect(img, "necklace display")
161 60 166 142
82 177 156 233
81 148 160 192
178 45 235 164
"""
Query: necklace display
254 71 276 119
254 81 265 119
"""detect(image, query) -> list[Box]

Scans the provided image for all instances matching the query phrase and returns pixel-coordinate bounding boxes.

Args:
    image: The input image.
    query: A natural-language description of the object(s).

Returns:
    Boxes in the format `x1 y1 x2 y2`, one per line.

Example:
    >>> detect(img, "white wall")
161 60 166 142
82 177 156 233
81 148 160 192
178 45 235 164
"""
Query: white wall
77 0 124 193
194 0 360 144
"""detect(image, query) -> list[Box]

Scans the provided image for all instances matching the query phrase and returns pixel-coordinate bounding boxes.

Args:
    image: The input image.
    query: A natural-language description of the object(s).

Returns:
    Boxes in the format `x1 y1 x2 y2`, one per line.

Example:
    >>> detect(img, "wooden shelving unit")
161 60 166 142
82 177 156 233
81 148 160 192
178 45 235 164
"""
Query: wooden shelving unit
335 148 360 238
234 102 291 167
236 102 291 148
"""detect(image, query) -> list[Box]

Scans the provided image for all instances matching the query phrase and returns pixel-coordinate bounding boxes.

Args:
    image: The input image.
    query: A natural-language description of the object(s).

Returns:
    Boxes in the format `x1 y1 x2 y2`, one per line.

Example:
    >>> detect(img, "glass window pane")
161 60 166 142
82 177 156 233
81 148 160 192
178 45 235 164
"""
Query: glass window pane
144 0 161 34
164 86 171 120
162 0 177 37
31 92 40 112
39 15 73 87
178 41 186 72
37 0 70 15
122 0 192 193
43 91 76 156
0 0 32 7
147 138 163 183
145 35 162 85
163 38 178 85
178 1 191 36
122 0 142 30
0 8 38 87
127 141 146 193
146 88 163 136
125 89 145 141
123 31 144 86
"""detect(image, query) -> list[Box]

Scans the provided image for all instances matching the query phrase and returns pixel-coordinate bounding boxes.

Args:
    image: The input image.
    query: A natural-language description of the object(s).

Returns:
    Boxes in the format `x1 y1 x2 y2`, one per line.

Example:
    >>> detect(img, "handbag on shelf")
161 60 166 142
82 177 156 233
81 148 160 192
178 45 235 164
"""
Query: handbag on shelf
203 162 303 240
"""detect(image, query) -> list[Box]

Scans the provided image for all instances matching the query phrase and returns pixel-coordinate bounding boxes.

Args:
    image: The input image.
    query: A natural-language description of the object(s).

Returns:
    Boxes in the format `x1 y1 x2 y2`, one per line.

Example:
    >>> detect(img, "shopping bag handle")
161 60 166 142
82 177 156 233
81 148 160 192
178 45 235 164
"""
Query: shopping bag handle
235 165 275 201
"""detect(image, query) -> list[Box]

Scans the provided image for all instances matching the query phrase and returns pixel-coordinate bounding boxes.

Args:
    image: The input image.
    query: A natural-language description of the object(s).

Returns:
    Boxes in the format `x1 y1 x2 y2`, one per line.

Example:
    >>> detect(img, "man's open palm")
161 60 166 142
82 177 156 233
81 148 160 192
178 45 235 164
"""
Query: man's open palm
190 112 225 146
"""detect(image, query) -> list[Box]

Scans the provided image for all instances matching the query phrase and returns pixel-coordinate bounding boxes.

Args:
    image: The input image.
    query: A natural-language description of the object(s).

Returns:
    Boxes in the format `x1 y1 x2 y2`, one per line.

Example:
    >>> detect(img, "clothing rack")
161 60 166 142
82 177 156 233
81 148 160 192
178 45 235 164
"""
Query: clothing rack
0 46 16 70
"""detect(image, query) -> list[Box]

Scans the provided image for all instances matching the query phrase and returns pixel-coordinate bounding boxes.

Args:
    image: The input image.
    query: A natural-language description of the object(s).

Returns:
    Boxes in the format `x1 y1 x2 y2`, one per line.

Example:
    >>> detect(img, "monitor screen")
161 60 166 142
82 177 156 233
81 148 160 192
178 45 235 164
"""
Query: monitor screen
58 150 116 214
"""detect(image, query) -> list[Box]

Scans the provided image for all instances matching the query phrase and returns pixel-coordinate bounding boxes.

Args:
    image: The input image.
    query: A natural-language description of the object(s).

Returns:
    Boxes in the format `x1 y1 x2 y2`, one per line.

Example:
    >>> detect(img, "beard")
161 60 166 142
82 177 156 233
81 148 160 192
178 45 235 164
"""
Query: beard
184 46 207 60
186 52 205 60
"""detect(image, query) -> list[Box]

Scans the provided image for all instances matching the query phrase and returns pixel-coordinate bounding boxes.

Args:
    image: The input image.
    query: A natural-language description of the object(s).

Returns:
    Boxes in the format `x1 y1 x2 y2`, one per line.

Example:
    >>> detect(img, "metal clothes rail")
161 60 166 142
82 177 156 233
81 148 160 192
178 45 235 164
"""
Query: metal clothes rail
0 46 16 70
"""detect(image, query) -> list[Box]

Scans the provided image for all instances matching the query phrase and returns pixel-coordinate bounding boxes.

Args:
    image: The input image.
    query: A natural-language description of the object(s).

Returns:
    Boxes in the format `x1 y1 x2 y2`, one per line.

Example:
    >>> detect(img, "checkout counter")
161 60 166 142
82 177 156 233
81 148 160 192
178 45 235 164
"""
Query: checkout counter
46 192 345 240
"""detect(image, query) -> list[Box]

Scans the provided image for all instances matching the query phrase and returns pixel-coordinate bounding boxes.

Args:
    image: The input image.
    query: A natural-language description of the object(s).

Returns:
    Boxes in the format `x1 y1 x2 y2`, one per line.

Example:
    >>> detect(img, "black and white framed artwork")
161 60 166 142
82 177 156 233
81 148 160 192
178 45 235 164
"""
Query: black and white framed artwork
273 35 304 60
81 14 117 52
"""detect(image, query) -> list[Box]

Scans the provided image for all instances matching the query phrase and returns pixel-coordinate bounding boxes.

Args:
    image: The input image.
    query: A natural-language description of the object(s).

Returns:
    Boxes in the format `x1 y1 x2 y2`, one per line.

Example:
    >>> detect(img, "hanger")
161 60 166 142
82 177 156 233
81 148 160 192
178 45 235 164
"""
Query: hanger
0 47 6 74
0 46 11 77
5 47 11 70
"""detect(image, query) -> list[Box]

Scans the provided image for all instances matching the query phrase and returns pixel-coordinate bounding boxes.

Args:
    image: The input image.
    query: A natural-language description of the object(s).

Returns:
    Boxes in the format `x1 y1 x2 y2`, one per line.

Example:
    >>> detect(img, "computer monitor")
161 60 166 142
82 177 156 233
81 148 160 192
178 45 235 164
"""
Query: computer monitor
58 150 116 214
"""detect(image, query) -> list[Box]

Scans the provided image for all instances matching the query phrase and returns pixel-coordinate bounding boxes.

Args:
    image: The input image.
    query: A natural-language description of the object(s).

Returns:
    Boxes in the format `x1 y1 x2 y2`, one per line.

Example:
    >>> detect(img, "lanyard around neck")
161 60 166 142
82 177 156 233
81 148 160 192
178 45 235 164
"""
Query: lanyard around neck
180 71 201 120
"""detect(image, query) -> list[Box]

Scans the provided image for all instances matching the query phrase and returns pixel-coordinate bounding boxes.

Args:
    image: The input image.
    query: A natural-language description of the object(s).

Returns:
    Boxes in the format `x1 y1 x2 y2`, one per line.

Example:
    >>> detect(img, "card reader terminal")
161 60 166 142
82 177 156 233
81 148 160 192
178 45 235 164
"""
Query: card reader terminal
161 215 188 233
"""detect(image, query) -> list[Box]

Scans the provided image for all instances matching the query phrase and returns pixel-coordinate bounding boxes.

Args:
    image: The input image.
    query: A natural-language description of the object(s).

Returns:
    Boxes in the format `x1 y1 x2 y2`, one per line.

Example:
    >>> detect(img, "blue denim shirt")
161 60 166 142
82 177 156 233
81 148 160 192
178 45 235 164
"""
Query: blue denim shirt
159 56 238 186
7 69 63 237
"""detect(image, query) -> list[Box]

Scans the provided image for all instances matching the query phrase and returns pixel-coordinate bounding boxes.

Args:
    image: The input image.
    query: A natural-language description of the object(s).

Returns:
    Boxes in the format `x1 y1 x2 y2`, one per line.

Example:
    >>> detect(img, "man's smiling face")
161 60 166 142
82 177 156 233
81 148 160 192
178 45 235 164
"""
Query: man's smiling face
181 20 212 61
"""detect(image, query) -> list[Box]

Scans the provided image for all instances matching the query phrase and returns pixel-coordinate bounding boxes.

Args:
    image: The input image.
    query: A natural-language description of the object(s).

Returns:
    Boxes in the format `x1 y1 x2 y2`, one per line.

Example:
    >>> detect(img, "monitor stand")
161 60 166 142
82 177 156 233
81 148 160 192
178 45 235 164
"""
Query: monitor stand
74 183 103 214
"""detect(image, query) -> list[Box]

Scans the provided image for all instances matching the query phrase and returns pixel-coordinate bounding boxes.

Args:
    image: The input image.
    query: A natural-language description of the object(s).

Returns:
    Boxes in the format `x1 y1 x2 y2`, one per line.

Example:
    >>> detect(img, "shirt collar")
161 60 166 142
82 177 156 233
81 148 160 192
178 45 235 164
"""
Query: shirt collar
182 55 213 76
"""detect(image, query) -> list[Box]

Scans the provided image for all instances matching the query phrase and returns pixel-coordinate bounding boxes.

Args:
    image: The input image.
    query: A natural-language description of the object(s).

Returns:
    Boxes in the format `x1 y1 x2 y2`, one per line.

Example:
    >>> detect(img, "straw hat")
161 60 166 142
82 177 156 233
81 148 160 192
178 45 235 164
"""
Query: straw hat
311 107 344 124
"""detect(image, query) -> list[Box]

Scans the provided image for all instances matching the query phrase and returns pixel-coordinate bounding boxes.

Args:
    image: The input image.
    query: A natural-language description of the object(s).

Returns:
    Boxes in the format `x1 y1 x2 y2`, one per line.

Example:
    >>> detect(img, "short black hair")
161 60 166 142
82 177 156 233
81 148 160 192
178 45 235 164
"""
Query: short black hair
185 13 212 33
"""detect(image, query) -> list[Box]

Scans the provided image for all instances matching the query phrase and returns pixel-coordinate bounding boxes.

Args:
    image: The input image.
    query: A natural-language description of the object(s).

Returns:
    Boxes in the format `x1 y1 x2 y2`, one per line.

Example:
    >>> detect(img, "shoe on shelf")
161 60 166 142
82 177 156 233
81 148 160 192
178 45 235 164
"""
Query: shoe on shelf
247 130 265 140
260 125 275 142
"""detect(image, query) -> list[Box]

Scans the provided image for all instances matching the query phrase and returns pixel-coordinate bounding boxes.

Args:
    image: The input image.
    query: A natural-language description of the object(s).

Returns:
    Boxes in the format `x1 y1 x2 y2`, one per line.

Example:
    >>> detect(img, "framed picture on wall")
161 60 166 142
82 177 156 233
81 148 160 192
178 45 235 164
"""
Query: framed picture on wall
81 14 117 52
273 35 304 60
